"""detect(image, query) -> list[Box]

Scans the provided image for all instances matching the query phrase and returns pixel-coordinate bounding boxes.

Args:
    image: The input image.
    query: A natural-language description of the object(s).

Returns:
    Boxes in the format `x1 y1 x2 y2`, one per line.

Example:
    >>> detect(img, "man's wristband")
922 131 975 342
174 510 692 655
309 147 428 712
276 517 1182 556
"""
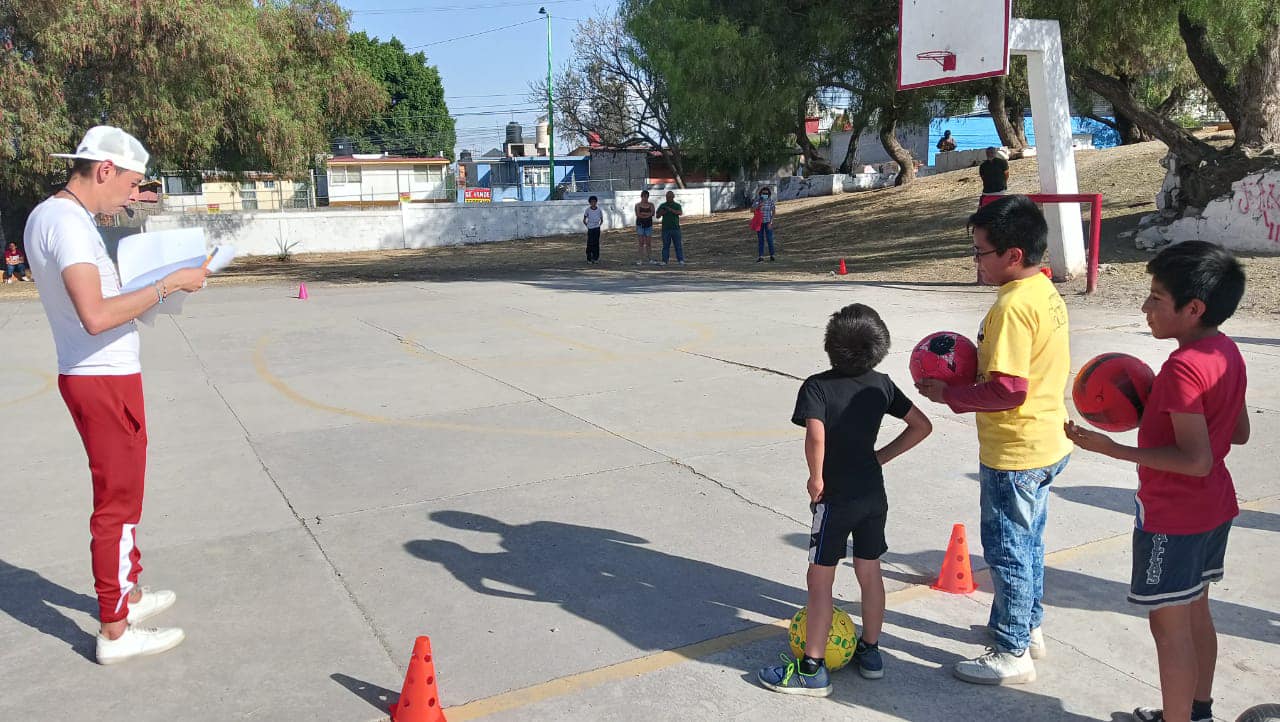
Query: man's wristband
155 281 165 304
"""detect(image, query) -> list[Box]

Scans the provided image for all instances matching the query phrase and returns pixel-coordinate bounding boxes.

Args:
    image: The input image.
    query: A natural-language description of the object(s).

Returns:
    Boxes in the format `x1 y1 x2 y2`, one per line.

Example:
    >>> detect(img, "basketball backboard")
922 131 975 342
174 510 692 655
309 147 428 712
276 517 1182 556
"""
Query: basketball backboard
898 0 1011 90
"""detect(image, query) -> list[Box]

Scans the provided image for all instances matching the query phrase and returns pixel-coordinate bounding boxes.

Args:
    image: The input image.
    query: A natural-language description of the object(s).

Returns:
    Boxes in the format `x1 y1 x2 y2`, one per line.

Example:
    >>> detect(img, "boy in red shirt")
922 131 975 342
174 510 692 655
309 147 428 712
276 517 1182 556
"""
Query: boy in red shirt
1067 241 1249 722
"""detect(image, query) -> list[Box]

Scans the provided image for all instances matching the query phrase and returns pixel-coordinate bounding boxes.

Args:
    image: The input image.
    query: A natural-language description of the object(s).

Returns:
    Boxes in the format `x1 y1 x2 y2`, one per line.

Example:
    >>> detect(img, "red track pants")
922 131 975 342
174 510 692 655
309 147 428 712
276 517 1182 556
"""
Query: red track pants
58 374 147 624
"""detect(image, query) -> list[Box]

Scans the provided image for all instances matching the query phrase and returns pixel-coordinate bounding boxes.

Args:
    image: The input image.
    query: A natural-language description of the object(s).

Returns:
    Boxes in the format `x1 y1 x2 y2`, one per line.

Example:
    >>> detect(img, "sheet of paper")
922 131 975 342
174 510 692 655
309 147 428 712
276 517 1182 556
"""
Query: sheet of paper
116 228 237 325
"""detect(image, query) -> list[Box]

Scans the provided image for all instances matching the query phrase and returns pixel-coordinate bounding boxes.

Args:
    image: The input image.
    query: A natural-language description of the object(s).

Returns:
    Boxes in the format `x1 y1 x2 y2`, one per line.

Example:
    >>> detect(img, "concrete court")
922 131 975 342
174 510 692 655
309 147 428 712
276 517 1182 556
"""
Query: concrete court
0 274 1276 722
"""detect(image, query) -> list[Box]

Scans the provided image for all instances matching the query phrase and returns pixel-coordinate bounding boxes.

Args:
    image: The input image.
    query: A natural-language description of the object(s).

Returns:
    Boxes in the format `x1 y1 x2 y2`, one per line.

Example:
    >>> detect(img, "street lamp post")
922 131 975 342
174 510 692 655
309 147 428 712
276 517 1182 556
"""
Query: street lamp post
539 7 556 199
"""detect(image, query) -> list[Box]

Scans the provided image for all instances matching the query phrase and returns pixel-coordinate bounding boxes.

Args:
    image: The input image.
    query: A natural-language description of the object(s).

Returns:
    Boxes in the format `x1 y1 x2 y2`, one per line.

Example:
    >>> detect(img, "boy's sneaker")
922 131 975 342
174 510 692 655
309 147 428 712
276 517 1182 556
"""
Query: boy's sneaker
125 587 176 625
96 625 185 665
986 625 1047 660
1132 707 1212 722
757 654 832 697
1028 627 1046 660
953 647 1036 685
852 639 884 679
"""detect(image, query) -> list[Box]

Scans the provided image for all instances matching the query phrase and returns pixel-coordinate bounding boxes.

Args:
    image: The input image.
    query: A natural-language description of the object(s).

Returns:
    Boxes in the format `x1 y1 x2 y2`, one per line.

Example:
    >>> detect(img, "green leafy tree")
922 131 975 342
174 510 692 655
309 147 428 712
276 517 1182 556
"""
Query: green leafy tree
348 32 454 159
1017 0 1280 206
0 0 385 238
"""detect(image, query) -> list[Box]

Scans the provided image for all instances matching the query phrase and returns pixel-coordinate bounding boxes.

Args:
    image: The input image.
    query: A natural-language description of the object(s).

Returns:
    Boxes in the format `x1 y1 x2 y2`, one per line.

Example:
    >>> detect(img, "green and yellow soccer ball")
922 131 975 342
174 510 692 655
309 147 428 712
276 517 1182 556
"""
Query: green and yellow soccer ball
788 606 859 671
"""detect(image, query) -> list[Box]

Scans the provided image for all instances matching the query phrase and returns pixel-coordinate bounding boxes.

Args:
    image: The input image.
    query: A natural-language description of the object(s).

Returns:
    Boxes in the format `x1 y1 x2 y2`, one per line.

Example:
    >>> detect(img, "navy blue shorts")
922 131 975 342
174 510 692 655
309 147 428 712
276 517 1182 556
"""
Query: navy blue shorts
808 497 888 566
1128 519 1231 609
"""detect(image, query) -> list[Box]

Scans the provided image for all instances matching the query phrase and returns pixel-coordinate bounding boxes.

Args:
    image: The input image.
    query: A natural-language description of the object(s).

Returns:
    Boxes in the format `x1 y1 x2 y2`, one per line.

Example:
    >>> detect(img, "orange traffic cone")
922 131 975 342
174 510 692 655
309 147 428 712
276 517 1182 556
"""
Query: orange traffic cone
837 258 848 275
297 282 309 300
931 523 978 594
390 636 447 722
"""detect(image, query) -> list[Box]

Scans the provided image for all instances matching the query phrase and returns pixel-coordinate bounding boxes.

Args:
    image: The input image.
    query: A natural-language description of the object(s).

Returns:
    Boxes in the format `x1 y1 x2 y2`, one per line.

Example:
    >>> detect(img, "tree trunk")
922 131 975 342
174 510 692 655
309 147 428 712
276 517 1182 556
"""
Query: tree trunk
1178 11 1243 132
795 104 835 175
879 104 915 186
988 77 1028 151
661 147 687 189
1233 21 1280 149
837 120 866 174
1080 67 1215 164
1114 112 1152 144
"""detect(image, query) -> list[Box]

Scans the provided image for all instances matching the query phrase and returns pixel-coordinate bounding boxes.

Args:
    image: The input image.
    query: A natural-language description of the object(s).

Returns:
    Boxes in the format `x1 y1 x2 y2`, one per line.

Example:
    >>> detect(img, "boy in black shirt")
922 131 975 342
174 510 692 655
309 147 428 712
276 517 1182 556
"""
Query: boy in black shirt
759 304 933 696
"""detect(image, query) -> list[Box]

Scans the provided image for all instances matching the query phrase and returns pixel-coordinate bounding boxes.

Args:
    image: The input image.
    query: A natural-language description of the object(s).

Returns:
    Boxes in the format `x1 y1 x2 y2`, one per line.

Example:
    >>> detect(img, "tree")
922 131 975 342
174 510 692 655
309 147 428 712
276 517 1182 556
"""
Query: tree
348 32 454 159
1018 0 1280 208
536 13 689 186
0 0 384 239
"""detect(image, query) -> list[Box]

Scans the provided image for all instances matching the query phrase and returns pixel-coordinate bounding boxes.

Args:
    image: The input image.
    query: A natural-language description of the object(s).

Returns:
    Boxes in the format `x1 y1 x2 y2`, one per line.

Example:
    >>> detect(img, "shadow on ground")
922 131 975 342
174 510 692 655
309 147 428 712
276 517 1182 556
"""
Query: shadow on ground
0 558 97 661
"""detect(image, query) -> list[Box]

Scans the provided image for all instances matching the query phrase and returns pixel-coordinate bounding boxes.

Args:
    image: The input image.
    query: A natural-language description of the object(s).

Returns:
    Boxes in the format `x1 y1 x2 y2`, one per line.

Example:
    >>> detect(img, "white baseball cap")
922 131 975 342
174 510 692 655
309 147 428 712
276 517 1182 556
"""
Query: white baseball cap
52 125 150 174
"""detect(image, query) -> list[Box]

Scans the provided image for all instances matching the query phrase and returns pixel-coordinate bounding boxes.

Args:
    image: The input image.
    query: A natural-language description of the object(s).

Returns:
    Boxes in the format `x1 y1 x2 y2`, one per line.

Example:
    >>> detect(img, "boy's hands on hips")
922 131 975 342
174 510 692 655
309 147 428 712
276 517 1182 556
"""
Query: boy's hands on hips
1064 420 1118 457
807 476 824 502
915 379 948 404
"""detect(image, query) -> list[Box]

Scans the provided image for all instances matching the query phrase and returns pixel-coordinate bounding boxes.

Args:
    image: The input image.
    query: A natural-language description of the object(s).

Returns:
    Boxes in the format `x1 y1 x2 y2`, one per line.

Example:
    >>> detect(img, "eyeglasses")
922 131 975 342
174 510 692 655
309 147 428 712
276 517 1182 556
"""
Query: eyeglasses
971 246 1001 259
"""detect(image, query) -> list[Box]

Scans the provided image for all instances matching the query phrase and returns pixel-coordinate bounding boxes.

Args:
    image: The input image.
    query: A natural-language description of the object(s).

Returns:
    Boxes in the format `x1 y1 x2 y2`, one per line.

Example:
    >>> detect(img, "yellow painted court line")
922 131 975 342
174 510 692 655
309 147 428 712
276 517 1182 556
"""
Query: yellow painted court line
438 498 1280 721
0 367 56 410
444 580 941 720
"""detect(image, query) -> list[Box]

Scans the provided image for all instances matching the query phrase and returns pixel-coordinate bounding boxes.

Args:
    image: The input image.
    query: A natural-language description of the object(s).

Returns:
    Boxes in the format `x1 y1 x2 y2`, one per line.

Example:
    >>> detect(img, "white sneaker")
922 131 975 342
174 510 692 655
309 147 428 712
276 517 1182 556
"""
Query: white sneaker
987 626 1046 660
126 587 176 624
953 647 1036 685
96 625 185 665
1028 627 1046 660
678 260 686 266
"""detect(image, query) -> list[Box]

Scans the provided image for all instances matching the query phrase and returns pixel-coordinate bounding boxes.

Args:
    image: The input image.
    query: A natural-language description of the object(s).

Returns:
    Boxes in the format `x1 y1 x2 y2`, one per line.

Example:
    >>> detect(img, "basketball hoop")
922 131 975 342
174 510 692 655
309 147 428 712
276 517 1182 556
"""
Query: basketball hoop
916 51 957 72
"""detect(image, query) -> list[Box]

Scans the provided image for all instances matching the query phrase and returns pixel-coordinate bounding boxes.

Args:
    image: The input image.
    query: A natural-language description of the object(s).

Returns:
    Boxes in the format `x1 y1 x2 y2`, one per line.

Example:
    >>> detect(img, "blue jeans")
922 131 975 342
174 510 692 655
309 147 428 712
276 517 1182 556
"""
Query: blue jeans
5 262 28 278
757 224 774 257
979 454 1069 652
661 228 684 262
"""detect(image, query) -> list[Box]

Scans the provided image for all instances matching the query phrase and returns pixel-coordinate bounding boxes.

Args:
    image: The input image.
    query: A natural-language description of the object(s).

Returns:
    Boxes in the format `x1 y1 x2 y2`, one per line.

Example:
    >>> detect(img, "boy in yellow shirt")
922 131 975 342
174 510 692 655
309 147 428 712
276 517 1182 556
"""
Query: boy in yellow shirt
917 195 1072 685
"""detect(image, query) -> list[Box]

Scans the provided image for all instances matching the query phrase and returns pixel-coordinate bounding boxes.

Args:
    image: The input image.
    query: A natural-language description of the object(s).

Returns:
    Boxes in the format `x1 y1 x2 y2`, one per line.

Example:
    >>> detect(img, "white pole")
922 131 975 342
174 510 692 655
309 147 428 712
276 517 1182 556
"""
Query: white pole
1011 19 1086 278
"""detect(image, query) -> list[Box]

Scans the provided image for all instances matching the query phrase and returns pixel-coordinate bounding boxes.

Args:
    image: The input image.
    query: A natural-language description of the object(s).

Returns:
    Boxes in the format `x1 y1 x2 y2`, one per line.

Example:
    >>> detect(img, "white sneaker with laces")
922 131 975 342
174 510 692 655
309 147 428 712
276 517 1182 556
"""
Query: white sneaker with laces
126 587 176 625
953 647 1036 685
96 625 185 665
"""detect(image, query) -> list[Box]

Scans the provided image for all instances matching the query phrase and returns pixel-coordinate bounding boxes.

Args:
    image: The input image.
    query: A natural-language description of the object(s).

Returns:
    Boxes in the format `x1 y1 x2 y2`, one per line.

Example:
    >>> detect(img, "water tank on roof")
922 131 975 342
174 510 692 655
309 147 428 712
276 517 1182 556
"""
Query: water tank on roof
459 149 474 163
535 117 549 150
505 121 524 145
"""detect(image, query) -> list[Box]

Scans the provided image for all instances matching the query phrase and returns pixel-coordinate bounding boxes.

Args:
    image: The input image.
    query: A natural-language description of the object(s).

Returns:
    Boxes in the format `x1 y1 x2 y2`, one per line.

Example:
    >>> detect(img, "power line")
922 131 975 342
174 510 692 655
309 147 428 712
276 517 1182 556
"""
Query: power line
353 1 586 15
404 18 540 49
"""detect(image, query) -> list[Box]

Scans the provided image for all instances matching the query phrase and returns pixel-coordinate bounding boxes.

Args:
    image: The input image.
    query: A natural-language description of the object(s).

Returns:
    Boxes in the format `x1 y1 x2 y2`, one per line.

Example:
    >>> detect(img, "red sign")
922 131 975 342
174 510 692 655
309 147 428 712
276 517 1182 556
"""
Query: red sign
464 187 492 203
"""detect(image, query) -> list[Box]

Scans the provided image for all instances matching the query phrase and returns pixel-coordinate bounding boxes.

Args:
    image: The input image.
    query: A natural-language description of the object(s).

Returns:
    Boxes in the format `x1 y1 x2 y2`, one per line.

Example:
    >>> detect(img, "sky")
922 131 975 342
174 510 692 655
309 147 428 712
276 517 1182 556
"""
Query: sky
340 0 618 157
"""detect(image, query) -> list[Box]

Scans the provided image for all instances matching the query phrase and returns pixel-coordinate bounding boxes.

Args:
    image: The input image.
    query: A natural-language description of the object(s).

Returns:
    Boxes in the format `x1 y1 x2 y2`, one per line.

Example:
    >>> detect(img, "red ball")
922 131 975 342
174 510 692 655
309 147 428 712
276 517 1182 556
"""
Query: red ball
1072 353 1156 432
909 331 978 386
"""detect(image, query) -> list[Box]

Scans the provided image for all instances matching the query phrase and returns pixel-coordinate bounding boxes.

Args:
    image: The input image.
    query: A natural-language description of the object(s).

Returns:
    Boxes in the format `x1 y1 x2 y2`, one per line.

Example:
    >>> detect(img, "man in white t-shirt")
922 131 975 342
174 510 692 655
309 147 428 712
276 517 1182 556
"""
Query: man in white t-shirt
25 126 208 665
583 195 604 264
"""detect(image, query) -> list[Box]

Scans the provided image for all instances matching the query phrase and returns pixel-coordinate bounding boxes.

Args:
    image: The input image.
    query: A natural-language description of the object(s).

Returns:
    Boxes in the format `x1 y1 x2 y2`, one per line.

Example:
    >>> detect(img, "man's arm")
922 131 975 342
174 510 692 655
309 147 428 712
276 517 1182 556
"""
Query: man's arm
805 418 825 502
63 263 209 335
1065 412 1215 476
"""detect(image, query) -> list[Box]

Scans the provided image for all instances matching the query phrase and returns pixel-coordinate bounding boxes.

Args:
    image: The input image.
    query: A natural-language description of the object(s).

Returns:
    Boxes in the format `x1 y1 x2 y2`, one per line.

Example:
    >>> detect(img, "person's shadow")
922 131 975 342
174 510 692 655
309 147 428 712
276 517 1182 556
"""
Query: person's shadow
0 558 98 661
1054 483 1280 533
406 514 1121 720
405 510 805 656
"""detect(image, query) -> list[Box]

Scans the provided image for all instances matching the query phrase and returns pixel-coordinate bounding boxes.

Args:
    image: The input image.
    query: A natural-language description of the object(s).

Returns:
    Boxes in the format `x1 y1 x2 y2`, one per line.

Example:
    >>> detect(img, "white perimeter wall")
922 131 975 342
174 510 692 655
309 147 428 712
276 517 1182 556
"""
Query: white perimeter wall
144 189 712 257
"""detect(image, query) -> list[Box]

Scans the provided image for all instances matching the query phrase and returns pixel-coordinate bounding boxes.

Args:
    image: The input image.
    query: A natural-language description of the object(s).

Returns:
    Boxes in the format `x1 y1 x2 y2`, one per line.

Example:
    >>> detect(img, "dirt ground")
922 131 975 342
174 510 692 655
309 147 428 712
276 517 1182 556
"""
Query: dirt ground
3 137 1277 318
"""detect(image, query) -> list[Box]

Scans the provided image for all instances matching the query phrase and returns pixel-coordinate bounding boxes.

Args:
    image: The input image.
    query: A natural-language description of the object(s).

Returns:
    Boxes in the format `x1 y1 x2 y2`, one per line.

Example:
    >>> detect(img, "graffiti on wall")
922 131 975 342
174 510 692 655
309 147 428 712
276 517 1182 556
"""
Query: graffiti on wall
1235 174 1280 243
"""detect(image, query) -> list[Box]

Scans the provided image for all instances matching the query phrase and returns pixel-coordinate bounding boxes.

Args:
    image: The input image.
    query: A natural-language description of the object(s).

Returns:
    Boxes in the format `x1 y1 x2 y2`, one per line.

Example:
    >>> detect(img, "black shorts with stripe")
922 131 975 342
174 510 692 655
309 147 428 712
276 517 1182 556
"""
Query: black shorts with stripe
1128 519 1231 609
808 496 888 566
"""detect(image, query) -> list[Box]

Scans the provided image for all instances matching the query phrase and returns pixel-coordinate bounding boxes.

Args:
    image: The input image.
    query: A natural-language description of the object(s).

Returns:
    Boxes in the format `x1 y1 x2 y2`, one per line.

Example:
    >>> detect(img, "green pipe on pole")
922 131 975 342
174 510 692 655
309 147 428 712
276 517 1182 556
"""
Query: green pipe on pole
540 7 556 199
